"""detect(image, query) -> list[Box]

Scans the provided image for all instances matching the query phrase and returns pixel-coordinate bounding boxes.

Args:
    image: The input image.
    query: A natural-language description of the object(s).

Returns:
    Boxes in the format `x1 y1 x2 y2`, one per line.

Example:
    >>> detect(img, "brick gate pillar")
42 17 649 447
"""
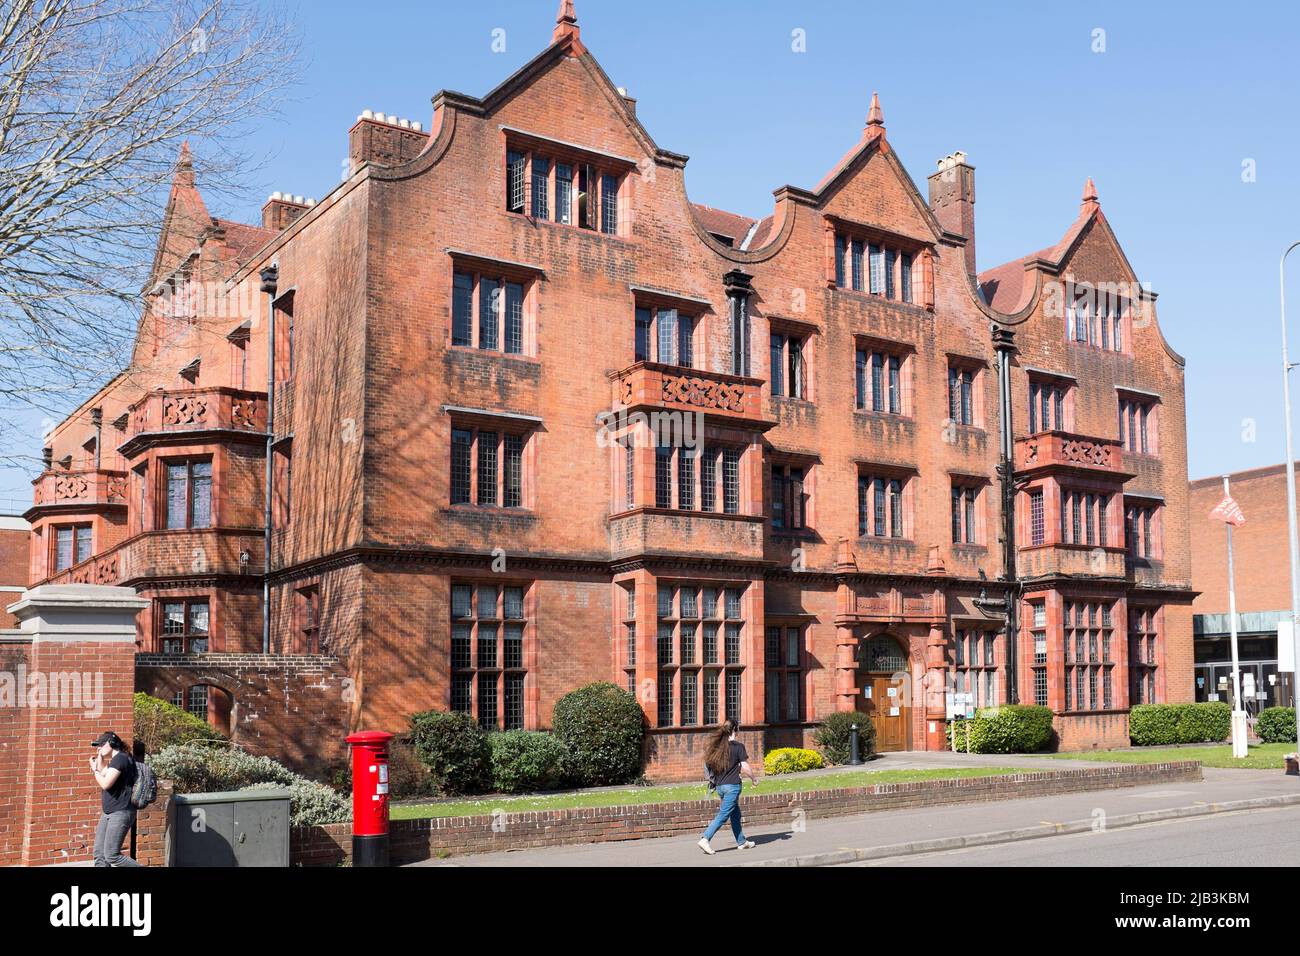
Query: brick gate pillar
5 584 147 866
923 622 949 750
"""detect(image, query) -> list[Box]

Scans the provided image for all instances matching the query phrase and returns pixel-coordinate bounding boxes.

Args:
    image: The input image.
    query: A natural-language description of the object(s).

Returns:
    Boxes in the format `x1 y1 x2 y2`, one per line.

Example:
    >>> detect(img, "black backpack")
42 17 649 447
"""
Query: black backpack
130 760 158 809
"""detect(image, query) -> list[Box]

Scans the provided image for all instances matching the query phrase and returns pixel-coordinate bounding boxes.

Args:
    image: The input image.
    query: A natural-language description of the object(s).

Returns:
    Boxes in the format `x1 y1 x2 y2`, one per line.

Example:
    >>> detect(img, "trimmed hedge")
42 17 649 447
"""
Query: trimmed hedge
763 747 825 775
948 705 1054 754
1129 703 1231 746
552 682 645 787
814 711 876 765
488 730 567 793
132 691 226 754
407 710 491 794
1257 707 1298 744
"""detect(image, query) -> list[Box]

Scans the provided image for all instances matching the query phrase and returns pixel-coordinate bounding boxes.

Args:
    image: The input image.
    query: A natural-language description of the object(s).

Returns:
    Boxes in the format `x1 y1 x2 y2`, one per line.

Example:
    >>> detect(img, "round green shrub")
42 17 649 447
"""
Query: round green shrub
948 705 1054 754
1257 707 1298 743
813 711 875 764
488 730 568 793
763 747 825 775
407 710 491 794
552 682 645 787
132 691 225 755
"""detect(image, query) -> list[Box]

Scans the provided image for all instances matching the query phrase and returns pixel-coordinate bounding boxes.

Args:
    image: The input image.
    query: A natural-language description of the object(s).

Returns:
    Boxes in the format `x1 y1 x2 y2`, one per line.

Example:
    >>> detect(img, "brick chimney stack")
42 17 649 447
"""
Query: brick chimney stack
927 152 976 276
262 192 315 231
348 110 430 173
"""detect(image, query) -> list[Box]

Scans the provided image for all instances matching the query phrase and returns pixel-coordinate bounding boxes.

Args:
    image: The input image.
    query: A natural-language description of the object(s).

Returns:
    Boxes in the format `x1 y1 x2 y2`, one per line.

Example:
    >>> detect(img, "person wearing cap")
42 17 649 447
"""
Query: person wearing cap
89 731 140 867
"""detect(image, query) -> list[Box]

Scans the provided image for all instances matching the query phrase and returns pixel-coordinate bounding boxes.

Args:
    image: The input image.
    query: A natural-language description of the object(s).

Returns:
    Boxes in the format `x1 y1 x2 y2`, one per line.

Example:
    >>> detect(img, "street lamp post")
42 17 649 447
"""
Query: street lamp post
1279 242 1300 748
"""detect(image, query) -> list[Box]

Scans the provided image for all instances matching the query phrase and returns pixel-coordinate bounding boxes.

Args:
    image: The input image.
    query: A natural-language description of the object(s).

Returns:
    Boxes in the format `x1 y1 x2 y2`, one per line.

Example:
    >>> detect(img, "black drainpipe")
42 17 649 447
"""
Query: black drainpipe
259 264 279 655
993 324 1020 703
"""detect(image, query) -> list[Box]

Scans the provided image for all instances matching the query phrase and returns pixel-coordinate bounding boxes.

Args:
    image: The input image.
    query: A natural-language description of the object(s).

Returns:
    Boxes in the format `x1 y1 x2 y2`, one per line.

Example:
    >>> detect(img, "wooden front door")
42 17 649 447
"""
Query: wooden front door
862 672 910 752
858 633 911 752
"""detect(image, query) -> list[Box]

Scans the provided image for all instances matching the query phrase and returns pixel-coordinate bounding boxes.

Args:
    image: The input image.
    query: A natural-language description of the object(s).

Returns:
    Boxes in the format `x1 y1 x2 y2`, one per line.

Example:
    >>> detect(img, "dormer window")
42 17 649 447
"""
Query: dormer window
1066 284 1126 352
833 226 918 304
503 132 629 236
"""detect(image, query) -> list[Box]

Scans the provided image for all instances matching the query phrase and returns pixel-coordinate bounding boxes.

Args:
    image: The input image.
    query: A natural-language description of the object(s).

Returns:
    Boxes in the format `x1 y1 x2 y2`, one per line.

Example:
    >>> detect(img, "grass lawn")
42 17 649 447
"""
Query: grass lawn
1036 741 1296 770
390 766 1023 821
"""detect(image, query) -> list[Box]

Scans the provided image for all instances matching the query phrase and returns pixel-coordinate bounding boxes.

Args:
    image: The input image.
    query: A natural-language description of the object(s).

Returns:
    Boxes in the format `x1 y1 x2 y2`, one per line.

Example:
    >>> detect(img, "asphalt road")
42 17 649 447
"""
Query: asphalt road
415 767 1300 867
844 804 1300 867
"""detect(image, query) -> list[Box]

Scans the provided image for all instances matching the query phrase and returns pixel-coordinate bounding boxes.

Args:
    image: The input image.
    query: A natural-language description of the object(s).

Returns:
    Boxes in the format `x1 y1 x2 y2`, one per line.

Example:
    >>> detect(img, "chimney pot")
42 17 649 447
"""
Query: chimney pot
362 109 374 120
927 152 977 276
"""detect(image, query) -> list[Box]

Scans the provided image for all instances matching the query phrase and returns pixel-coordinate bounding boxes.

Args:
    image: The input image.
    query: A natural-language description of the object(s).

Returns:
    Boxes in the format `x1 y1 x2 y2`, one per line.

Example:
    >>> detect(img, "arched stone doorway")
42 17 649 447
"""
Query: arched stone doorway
857 633 911 752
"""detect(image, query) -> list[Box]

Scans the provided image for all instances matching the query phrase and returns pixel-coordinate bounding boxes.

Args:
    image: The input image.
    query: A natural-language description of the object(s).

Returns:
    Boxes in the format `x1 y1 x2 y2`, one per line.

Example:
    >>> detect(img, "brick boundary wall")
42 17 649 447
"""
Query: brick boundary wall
133 781 173 866
136 653 350 776
290 760 1202 866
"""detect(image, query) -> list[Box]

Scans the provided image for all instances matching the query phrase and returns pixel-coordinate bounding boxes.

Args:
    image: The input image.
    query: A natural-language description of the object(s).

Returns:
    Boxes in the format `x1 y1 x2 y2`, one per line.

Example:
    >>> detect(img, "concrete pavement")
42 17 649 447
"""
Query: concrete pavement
412 766 1300 867
850 802 1300 867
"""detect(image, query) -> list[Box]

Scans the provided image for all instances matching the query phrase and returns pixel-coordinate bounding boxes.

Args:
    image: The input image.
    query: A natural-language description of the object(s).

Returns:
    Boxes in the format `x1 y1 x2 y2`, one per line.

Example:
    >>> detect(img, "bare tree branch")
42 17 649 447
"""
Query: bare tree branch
0 0 300 473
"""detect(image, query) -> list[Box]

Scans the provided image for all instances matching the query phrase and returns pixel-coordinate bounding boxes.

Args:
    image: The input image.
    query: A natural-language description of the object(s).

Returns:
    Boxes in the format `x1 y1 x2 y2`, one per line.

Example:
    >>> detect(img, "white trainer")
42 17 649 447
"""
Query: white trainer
697 837 716 855
737 840 756 850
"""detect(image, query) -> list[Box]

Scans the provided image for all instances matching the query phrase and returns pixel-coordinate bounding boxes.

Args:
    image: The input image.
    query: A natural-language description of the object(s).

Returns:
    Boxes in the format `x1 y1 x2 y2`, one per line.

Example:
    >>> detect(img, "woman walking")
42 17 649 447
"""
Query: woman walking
697 718 758 855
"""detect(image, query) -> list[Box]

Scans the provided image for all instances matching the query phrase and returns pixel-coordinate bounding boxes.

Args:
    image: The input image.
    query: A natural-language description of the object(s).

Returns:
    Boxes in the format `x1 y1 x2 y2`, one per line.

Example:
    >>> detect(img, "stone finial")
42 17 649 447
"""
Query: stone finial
553 0 579 43
173 140 195 189
865 91 885 138
867 91 884 126
1082 176 1099 208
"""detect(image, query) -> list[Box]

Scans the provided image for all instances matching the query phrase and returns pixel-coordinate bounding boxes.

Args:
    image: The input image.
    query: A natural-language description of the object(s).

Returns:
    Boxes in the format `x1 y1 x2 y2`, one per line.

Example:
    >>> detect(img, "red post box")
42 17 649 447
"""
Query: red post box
347 730 393 866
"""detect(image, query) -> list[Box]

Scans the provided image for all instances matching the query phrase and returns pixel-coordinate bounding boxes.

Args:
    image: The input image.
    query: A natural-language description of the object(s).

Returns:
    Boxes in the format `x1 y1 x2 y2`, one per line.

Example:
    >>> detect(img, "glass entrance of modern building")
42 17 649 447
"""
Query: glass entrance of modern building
1195 660 1281 715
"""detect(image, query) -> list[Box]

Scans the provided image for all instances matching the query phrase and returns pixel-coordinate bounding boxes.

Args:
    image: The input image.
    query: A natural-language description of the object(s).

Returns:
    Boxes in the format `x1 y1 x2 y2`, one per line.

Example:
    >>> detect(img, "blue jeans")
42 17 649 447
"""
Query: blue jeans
702 783 746 844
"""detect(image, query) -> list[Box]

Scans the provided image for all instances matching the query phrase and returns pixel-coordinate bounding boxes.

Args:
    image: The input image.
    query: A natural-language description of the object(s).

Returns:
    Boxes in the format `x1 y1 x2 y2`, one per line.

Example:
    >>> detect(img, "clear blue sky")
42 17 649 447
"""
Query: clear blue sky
4 0 1299 504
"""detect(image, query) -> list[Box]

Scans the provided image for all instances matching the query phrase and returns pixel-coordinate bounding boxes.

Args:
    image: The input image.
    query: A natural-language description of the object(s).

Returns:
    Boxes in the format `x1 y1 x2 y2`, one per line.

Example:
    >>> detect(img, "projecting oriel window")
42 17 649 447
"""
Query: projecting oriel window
165 459 211 530
54 523 93 571
160 598 209 654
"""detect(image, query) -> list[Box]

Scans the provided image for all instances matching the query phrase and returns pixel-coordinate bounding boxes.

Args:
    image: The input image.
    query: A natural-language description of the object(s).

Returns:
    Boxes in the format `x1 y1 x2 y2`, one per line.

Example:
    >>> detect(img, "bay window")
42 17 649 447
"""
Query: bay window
164 459 211 530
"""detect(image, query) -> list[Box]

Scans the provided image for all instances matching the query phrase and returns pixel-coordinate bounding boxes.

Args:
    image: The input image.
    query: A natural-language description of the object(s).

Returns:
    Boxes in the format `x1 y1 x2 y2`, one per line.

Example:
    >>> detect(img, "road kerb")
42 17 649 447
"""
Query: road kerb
737 793 1300 867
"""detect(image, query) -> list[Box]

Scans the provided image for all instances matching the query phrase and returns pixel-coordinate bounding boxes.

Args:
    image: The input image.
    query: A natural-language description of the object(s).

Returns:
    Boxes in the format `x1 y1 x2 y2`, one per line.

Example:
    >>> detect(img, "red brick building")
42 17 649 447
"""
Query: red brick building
0 514 29 628
1190 465 1297 710
25 3 1192 776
